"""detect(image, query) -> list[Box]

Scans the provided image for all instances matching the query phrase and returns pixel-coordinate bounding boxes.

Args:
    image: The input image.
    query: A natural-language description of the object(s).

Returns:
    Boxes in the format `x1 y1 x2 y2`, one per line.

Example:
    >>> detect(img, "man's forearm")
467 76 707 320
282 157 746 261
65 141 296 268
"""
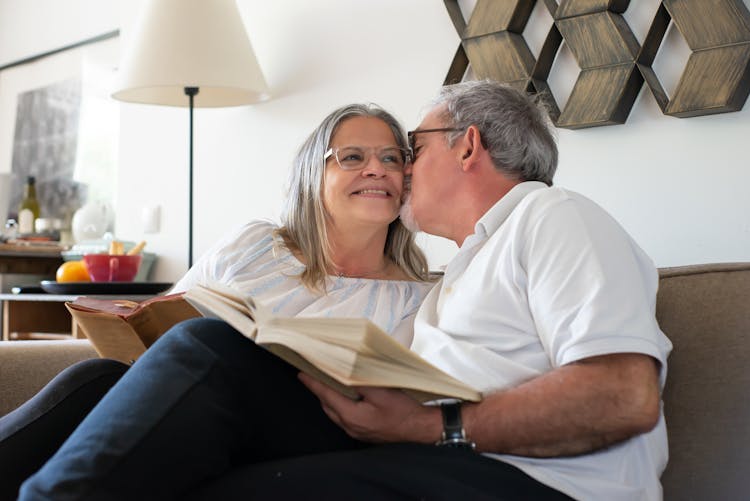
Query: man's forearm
460 353 661 457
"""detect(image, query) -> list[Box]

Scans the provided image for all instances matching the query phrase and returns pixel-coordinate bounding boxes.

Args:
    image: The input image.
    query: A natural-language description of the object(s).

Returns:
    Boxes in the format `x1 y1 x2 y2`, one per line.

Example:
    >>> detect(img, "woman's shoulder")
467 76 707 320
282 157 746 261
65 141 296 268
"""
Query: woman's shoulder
196 220 285 269
236 219 279 237
218 220 280 248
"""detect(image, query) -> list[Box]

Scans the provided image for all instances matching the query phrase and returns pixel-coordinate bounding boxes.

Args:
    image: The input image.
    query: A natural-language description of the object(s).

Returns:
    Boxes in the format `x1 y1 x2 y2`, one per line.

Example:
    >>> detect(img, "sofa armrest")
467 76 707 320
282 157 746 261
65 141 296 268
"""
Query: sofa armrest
0 340 98 417
657 262 750 500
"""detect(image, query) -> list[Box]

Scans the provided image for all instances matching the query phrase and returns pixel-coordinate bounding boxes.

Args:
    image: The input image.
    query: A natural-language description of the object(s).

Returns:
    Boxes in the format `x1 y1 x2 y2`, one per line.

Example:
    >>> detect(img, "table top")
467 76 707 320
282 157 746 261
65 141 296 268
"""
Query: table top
0 242 65 257
0 293 156 302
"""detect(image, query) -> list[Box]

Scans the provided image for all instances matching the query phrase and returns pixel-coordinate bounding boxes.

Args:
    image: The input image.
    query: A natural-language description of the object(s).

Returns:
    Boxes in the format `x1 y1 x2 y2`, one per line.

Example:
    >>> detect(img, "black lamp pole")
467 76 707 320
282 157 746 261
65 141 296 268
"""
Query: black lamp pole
184 86 199 269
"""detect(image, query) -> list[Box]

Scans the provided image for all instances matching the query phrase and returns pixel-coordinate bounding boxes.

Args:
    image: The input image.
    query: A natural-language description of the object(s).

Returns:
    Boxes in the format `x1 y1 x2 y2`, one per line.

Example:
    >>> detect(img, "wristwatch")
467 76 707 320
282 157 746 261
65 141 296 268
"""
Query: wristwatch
436 401 476 450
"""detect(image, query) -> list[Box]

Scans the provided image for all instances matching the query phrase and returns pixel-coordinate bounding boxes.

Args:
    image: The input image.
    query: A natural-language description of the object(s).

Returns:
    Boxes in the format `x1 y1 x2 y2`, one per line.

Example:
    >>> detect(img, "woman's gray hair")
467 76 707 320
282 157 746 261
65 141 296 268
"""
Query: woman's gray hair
276 103 430 291
434 80 558 186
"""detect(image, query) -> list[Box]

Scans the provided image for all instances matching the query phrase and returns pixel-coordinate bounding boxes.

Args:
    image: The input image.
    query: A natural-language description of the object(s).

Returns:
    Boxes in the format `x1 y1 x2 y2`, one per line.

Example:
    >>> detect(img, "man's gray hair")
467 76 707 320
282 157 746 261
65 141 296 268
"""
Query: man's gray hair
434 80 558 186
277 103 429 290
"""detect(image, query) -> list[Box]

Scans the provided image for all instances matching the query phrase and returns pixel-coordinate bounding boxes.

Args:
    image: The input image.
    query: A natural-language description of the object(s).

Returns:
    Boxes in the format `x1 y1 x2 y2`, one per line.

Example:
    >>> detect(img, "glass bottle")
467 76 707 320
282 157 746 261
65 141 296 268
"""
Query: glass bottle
18 176 40 234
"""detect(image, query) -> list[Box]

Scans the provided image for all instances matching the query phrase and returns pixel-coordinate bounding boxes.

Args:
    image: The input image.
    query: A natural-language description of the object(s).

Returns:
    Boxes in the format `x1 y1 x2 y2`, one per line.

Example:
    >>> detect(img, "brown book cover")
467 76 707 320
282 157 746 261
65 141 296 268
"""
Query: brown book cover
65 294 201 364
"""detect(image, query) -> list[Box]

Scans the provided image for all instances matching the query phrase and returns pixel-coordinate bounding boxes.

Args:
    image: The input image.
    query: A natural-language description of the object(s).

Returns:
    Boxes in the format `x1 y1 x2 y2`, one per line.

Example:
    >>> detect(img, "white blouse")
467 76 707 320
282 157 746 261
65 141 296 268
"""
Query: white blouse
172 221 434 346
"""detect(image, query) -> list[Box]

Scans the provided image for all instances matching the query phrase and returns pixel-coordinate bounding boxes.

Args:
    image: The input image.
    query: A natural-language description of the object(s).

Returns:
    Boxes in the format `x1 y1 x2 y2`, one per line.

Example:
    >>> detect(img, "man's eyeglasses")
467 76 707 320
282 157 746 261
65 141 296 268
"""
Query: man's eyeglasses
407 128 462 159
324 146 411 171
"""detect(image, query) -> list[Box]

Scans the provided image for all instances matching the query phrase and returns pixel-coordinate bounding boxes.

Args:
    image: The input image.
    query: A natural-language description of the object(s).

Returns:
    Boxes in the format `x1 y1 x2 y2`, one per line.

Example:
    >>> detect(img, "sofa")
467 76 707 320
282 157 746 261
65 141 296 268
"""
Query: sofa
1 262 748 500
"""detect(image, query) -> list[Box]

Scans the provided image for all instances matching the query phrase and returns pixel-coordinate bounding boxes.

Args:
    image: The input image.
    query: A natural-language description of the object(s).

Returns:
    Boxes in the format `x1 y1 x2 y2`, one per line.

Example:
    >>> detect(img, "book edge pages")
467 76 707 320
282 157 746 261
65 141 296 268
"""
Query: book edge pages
257 326 481 402
183 286 258 341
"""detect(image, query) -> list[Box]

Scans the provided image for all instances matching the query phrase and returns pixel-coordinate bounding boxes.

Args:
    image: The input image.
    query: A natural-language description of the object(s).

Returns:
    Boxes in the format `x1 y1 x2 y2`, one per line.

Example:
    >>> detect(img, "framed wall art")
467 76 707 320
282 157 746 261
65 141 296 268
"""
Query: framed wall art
0 31 120 226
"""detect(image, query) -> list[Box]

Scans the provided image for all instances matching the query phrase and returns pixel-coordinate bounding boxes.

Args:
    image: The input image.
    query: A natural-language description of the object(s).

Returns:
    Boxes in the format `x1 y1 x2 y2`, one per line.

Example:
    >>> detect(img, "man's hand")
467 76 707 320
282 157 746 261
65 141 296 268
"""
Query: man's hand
298 373 441 444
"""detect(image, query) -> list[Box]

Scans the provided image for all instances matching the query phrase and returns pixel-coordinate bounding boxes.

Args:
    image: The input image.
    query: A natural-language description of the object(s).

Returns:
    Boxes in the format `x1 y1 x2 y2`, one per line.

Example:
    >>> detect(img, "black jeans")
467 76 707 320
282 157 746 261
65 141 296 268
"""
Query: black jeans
14 318 571 501
0 358 128 501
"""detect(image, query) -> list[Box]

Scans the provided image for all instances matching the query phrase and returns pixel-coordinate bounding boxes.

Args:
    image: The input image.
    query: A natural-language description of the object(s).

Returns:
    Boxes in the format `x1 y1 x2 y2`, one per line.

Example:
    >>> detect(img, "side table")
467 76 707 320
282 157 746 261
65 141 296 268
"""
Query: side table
0 293 155 341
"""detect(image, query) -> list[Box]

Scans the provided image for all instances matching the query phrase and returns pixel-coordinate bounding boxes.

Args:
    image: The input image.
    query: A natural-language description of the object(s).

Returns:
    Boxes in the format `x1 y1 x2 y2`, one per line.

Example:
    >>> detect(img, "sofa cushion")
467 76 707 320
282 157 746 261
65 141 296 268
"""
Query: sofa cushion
0 340 97 417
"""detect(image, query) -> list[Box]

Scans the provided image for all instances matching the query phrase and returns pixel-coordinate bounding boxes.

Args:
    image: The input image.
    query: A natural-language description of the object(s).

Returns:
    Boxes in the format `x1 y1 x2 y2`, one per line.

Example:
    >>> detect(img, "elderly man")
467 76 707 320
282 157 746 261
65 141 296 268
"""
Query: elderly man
303 81 672 500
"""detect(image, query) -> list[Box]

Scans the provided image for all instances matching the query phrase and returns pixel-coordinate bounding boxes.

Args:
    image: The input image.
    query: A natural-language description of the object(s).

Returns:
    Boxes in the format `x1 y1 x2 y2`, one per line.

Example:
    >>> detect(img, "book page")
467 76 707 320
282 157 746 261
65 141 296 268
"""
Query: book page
183 282 482 403
183 285 259 341
257 320 481 402
197 281 273 324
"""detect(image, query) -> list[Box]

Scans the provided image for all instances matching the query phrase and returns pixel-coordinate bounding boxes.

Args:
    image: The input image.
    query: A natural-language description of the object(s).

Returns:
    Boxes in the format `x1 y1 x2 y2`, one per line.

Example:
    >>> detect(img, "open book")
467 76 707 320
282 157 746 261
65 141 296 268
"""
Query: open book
67 283 481 403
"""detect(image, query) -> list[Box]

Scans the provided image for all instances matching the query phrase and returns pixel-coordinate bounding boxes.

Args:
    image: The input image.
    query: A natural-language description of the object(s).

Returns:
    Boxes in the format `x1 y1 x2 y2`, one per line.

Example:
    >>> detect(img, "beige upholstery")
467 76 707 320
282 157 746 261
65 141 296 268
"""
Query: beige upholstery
0 340 97 416
656 263 750 500
0 262 748 499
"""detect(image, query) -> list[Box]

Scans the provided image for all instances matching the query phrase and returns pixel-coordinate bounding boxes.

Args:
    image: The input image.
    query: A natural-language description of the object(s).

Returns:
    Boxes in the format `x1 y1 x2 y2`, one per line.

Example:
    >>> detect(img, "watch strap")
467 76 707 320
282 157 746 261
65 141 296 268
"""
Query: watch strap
436 401 475 449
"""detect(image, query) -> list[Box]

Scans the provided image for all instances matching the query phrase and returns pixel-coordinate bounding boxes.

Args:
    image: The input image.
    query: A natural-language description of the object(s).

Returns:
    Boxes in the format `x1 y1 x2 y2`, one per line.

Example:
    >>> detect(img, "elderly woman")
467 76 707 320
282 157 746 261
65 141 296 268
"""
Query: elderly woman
1 103 435 500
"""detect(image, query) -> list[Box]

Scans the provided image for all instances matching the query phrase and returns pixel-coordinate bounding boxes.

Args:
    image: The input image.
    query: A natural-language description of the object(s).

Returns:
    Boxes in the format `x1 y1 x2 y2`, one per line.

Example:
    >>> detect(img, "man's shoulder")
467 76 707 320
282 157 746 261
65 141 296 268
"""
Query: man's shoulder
517 185 608 217
522 185 581 204
503 186 631 246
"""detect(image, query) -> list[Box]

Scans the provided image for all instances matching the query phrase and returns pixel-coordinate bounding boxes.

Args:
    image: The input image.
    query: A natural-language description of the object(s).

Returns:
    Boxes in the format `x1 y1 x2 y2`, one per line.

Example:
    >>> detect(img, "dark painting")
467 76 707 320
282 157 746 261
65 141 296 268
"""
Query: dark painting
8 78 87 222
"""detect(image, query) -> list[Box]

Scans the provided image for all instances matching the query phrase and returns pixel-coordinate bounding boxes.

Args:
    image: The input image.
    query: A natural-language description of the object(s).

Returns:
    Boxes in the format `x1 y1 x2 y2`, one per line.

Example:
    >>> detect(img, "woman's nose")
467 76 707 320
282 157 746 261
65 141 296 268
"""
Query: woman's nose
360 157 387 177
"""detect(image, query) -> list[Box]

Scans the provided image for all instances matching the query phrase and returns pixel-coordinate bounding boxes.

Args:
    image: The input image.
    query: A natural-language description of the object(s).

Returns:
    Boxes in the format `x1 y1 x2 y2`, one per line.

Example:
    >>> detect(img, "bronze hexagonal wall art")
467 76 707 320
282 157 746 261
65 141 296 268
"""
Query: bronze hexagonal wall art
638 0 750 117
444 0 750 128
443 0 537 89
553 5 643 128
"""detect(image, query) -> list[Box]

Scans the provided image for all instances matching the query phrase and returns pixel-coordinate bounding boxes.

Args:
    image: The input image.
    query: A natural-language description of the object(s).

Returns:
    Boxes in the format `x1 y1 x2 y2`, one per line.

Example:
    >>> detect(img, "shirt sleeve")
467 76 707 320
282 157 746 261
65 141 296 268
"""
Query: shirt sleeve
520 194 668 370
171 220 276 293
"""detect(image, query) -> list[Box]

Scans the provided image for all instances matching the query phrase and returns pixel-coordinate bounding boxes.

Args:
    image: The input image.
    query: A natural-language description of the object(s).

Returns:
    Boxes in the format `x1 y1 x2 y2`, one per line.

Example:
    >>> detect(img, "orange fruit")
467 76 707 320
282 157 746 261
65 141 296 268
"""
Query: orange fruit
56 260 91 282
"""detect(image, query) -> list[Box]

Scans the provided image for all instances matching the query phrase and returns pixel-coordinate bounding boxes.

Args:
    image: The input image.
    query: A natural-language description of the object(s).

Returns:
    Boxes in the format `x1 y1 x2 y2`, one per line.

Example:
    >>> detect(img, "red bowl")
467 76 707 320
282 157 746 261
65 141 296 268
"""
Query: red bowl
83 254 142 282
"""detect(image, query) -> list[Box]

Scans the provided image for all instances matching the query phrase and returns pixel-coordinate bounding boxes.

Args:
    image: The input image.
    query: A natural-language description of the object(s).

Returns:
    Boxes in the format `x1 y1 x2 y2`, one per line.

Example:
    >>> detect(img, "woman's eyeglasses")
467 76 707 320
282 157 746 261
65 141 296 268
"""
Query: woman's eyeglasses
325 146 411 171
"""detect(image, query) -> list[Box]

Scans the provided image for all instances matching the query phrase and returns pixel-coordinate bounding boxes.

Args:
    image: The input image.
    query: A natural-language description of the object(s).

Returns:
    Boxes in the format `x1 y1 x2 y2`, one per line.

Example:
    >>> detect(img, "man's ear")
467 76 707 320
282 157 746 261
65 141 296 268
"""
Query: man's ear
459 125 483 171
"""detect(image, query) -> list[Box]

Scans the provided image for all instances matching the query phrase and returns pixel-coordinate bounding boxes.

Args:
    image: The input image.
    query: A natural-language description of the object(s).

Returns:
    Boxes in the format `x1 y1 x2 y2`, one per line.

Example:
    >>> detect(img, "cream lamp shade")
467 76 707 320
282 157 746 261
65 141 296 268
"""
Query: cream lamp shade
112 0 269 107
111 0 269 268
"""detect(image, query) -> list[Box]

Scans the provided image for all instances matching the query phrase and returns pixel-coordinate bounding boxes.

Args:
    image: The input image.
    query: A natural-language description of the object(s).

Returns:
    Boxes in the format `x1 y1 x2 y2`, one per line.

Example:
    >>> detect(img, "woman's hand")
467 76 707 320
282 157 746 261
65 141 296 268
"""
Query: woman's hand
298 373 441 444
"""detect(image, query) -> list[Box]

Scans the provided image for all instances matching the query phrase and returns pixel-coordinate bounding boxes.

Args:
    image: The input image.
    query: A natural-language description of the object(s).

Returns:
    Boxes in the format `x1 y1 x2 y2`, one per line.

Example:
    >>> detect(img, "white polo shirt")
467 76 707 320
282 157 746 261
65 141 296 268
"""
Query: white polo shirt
411 182 672 501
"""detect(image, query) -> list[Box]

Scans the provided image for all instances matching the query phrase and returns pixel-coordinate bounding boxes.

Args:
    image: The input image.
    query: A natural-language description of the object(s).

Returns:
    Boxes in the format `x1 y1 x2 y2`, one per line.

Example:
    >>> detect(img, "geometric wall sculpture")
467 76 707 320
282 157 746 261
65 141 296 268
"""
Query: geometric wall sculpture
638 0 750 117
443 0 537 91
443 0 750 129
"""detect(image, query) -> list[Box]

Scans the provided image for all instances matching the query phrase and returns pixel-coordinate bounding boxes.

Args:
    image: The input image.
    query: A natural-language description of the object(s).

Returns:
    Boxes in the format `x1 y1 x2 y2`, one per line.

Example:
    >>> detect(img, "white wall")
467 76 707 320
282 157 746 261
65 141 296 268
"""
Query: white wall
1 0 748 283
0 0 120 62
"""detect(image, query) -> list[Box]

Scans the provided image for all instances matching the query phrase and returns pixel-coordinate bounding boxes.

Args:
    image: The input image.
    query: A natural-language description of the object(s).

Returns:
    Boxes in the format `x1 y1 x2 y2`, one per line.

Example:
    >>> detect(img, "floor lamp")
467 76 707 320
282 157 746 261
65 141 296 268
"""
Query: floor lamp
112 0 269 269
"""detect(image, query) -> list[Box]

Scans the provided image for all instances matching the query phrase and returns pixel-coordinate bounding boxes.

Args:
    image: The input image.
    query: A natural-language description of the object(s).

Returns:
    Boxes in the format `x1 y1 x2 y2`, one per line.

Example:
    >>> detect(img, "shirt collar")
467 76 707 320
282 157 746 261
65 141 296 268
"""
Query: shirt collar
473 181 548 239
445 181 548 284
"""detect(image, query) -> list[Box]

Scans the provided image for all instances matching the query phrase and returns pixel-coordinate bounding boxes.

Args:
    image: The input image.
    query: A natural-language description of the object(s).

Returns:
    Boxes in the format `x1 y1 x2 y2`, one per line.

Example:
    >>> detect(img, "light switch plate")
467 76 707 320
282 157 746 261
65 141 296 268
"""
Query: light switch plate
142 205 160 234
